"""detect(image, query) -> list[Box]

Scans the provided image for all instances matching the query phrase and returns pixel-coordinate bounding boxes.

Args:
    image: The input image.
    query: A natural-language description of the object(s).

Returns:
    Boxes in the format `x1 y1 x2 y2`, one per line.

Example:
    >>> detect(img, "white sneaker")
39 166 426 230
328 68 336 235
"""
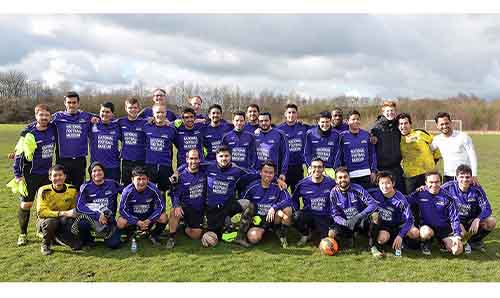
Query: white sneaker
464 243 472 255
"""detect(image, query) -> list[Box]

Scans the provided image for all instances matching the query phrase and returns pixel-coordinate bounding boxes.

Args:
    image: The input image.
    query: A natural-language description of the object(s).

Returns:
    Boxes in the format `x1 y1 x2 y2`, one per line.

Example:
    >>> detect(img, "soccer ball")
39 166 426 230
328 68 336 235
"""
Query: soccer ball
319 237 340 256
201 231 218 248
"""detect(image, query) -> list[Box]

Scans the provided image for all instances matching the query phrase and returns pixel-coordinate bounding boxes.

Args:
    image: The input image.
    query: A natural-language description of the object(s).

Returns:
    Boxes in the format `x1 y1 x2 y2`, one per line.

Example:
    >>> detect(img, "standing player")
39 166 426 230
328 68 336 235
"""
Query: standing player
334 110 377 190
242 160 293 248
52 91 95 189
89 102 122 182
36 165 81 255
118 97 148 185
370 171 420 256
11 104 56 246
75 162 122 249
407 171 463 256
138 88 177 122
254 112 289 180
329 167 378 250
304 111 340 178
432 112 479 184
174 107 204 166
143 103 177 197
244 104 260 134
117 167 168 245
277 104 310 192
188 95 207 123
292 158 336 246
222 111 257 169
202 104 234 161
331 108 349 132
166 149 207 249
442 165 496 253
370 101 404 192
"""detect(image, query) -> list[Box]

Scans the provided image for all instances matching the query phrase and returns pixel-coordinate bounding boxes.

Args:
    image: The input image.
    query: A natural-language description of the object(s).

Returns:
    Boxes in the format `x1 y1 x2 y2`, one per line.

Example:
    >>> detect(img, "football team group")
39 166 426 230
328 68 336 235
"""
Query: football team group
8 88 496 258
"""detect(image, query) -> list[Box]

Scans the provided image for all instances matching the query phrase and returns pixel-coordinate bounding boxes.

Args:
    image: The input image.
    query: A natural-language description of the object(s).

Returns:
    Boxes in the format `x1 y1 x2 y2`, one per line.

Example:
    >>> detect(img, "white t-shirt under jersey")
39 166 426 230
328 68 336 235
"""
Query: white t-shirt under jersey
431 130 478 177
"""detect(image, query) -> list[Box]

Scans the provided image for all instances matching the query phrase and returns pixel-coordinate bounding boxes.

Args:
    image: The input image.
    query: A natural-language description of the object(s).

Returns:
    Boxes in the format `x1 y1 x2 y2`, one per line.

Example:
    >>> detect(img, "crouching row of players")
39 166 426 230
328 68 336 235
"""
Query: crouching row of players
37 145 496 258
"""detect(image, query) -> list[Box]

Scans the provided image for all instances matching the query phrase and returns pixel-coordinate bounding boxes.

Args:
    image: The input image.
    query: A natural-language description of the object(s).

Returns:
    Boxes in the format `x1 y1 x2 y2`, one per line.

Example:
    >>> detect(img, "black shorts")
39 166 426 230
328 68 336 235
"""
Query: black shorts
428 225 453 240
443 176 455 184
461 218 477 231
332 216 371 238
121 159 145 186
404 174 426 195
182 206 204 229
379 223 403 240
146 164 173 192
57 157 86 189
22 172 50 202
294 210 332 238
285 164 304 193
206 199 244 234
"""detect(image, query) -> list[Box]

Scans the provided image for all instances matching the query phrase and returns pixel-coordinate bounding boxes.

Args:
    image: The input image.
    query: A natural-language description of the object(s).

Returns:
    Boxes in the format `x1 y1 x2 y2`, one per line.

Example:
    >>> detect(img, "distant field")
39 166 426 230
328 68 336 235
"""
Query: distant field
0 124 499 282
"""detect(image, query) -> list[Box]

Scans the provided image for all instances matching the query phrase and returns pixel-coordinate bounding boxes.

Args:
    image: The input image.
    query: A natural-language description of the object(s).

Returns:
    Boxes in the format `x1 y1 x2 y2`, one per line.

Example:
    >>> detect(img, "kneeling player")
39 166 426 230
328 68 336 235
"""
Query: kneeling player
442 164 496 253
328 167 378 251
408 171 463 256
74 162 122 249
117 167 168 245
166 149 206 249
242 160 293 248
370 171 419 257
292 157 336 246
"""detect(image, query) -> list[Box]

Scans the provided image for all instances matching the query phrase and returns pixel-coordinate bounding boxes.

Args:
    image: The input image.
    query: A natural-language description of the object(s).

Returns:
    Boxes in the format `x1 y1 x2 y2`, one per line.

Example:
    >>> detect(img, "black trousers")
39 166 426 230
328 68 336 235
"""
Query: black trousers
57 157 86 189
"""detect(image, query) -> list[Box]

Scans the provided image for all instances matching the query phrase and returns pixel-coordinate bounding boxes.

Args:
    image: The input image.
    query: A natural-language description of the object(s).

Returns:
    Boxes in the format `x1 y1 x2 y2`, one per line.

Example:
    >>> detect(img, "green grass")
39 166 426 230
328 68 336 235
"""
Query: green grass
0 124 499 281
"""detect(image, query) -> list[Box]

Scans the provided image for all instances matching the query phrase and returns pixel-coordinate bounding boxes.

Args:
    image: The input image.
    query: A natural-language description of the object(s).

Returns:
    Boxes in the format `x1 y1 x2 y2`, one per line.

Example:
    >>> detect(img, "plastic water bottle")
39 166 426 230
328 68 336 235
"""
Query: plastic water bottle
395 248 402 257
131 237 138 253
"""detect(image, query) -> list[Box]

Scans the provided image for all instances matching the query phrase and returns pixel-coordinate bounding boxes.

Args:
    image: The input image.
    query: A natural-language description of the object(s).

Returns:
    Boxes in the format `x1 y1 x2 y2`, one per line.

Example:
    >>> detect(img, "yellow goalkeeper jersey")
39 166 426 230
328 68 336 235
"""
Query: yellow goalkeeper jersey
36 184 78 218
400 129 441 177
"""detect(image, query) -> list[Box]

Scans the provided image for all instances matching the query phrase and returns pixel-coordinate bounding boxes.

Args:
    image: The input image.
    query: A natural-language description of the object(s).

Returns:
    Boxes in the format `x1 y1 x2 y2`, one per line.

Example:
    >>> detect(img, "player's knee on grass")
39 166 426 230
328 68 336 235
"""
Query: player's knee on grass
117 217 128 229
419 225 434 240
377 230 390 244
370 212 380 225
186 228 203 240
20 202 33 209
482 216 497 231
247 227 264 244
158 213 168 224
407 227 420 239
443 237 463 256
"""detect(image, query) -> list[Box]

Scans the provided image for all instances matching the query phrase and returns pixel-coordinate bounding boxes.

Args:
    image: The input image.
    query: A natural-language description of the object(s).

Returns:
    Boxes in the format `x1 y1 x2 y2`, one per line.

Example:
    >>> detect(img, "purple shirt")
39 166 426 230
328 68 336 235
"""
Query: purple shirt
291 176 336 216
52 111 93 158
118 117 147 161
144 122 176 166
119 182 165 224
242 182 292 216
370 189 414 238
89 121 121 169
276 122 311 166
77 179 122 221
330 183 378 227
202 120 234 161
442 181 492 222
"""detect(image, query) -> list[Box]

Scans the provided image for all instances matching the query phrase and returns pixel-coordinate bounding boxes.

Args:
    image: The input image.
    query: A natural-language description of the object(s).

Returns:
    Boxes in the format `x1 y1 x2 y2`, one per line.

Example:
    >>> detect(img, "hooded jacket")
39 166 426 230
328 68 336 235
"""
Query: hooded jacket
370 115 401 169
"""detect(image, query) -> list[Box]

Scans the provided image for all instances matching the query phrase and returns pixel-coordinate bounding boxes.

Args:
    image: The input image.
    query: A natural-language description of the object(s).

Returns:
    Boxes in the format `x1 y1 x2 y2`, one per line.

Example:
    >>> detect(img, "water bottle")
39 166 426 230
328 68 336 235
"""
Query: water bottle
131 237 138 253
395 248 402 257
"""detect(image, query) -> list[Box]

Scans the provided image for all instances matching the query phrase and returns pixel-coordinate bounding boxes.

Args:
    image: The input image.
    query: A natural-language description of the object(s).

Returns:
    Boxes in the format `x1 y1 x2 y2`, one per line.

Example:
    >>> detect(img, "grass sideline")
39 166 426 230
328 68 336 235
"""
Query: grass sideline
0 124 499 282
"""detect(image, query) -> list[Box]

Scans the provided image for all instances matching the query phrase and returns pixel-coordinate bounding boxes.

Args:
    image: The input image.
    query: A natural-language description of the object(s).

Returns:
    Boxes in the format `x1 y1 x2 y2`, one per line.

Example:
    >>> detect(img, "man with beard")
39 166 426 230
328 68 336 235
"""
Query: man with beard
244 104 260 134
174 107 204 167
222 111 257 169
202 104 234 161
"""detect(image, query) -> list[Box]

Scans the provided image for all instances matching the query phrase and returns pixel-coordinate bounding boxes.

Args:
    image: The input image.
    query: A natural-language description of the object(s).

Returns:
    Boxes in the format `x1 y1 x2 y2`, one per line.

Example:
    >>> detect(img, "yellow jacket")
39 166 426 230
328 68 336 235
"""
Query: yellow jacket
36 184 78 218
400 129 441 177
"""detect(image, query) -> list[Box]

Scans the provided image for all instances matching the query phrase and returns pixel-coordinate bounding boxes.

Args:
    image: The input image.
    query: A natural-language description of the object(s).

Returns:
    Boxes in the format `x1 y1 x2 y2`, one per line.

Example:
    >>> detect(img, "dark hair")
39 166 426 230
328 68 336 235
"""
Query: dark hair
456 164 472 177
216 145 231 155
260 159 276 171
131 166 148 178
185 148 200 158
319 111 331 119
335 166 349 176
434 112 451 123
376 171 395 184
233 111 246 119
331 108 343 115
49 164 65 176
101 101 115 113
152 88 166 95
396 113 412 125
246 104 260 113
347 110 361 118
425 170 442 182
125 97 140 106
88 161 105 176
286 103 298 111
259 112 272 121
182 107 196 117
208 104 222 113
65 91 80 102
311 157 324 165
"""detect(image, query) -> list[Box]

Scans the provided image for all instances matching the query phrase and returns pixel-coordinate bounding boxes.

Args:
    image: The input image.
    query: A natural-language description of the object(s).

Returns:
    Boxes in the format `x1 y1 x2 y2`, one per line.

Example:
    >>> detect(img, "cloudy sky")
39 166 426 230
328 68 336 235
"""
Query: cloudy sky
2 14 500 99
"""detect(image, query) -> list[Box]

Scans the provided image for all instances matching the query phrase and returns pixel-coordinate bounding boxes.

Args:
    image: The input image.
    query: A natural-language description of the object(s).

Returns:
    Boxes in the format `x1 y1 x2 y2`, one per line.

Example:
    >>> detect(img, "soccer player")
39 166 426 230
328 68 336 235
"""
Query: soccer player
442 164 496 253
138 88 177 122
52 91 95 189
89 102 122 182
36 164 81 255
370 101 404 192
331 108 349 132
304 111 340 178
118 97 148 185
188 95 207 123
334 110 377 190
277 104 310 192
12 104 56 246
174 107 204 167
328 167 378 250
432 112 478 184
255 112 289 180
242 160 293 248
292 158 336 246
407 171 463 256
166 149 207 249
222 111 257 169
143 103 177 196
117 167 168 245
202 104 234 161
370 171 420 257
244 103 260 134
397 113 441 194
75 162 122 249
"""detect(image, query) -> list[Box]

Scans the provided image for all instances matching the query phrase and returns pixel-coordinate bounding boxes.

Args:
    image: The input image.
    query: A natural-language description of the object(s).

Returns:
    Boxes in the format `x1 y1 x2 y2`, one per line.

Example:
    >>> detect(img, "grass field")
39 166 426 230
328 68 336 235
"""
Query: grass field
0 124 499 282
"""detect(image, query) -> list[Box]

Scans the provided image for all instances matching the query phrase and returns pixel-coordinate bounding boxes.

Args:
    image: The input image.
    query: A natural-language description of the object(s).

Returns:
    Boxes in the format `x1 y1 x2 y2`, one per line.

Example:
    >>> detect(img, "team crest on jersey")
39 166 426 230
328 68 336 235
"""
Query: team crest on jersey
105 190 112 195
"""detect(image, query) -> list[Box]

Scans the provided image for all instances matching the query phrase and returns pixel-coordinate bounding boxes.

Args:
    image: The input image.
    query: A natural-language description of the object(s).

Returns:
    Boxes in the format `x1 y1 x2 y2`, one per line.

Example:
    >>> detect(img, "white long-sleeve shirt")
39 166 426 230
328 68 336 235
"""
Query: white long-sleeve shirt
431 130 478 177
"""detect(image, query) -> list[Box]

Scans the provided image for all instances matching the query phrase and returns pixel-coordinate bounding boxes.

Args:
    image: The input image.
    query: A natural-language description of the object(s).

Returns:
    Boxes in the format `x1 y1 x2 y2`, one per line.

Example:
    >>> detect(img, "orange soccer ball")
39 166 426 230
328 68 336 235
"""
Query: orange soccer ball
319 237 340 256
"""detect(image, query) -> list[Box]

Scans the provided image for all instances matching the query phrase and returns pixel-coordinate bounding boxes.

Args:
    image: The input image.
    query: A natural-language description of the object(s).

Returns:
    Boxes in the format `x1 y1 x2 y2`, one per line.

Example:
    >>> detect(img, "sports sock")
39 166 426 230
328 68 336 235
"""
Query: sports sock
18 208 30 235
169 231 177 239
278 224 289 238
152 223 166 237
